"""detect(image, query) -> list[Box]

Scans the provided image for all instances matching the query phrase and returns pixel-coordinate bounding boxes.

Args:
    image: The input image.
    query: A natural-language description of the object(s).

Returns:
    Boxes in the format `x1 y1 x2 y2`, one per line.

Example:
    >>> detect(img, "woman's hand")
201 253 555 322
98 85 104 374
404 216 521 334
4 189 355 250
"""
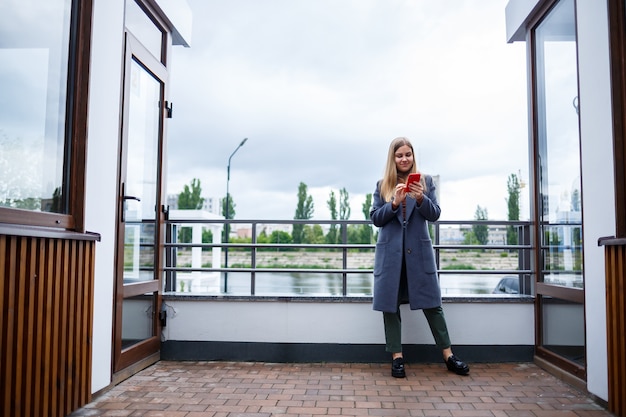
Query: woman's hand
407 181 424 204
391 184 407 209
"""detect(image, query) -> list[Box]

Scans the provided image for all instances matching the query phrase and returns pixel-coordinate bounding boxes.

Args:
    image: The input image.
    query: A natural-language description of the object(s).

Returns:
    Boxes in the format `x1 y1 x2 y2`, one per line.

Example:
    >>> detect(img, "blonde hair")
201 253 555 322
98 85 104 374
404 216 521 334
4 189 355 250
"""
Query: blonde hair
380 137 425 202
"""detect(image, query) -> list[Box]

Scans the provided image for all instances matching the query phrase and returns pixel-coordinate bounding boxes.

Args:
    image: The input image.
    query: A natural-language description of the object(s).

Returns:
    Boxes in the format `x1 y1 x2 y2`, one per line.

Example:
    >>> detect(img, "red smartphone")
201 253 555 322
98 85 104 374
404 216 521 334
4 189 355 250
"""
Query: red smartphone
404 173 421 191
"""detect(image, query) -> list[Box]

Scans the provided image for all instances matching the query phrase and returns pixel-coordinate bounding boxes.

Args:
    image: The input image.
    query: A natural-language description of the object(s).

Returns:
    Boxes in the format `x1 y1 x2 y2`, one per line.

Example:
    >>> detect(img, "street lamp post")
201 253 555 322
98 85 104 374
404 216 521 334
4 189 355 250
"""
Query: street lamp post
224 137 248 293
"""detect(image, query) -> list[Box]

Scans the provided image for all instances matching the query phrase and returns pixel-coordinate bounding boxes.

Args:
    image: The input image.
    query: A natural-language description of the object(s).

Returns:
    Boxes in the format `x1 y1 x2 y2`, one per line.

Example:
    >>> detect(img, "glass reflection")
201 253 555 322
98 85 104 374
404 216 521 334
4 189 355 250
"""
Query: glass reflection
534 0 584 288
541 295 585 366
121 295 155 349
122 58 161 283
0 0 72 212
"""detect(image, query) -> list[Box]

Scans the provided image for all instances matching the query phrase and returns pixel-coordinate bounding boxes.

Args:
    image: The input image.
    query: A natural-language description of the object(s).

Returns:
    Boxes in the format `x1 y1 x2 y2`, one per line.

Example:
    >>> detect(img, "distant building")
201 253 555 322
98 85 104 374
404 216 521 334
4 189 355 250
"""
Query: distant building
167 194 221 216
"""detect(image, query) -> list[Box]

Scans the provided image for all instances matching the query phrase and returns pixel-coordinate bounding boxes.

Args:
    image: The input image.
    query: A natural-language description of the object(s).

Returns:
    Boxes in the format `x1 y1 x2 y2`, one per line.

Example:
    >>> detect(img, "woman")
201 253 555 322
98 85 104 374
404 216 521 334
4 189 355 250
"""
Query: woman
370 137 469 378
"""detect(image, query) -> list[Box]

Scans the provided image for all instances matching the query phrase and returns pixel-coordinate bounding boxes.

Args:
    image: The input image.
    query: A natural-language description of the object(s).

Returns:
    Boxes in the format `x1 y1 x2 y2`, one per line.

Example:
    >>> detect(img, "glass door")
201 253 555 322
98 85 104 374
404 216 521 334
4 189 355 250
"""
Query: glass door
113 31 167 373
531 0 586 380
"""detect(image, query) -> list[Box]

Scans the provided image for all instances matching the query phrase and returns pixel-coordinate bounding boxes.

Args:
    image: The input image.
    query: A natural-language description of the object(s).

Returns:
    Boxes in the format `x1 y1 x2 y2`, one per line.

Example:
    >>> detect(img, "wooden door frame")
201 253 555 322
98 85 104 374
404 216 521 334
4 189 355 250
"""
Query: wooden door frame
112 30 168 375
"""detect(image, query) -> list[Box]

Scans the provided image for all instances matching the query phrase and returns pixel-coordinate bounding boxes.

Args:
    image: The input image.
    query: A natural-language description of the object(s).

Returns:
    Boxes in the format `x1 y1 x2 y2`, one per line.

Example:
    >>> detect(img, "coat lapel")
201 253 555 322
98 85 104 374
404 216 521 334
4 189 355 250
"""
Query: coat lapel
405 197 417 219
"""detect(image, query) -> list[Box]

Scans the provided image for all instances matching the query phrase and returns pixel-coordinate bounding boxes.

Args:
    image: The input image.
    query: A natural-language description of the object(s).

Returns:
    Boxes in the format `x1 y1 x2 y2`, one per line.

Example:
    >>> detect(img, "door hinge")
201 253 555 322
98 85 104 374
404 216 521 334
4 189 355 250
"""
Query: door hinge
165 101 173 118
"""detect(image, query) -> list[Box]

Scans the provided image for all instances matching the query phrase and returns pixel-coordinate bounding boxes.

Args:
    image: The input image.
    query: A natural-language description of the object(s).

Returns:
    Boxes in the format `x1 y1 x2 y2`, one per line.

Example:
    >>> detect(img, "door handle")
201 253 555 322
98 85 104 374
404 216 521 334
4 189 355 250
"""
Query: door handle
122 194 141 222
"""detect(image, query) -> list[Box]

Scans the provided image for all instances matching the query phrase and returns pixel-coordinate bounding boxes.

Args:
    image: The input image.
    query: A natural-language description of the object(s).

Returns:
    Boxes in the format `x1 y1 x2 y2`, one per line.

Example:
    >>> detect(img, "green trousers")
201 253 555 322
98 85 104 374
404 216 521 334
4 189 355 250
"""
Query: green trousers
382 259 451 353
383 306 452 353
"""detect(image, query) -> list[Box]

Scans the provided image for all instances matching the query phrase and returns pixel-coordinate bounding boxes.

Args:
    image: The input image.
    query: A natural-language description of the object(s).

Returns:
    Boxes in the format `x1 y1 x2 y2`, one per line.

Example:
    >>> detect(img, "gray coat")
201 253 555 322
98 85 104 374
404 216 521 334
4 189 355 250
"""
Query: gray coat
370 174 441 312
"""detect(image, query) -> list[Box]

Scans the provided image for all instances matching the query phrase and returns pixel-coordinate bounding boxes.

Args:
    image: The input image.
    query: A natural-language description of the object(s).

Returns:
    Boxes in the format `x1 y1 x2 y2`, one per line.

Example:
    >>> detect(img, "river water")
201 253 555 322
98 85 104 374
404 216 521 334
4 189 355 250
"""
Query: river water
178 271 507 296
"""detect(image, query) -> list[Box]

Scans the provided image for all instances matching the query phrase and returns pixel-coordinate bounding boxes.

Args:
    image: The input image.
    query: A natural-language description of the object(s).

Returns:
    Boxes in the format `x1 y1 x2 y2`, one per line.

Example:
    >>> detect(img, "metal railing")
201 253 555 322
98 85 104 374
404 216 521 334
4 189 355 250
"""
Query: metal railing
163 218 534 297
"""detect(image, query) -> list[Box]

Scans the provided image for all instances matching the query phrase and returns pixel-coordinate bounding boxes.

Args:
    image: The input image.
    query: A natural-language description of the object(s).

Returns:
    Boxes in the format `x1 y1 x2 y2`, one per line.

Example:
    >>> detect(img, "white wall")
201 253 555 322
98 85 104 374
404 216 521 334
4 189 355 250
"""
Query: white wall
576 0 613 402
84 0 125 393
162 300 535 346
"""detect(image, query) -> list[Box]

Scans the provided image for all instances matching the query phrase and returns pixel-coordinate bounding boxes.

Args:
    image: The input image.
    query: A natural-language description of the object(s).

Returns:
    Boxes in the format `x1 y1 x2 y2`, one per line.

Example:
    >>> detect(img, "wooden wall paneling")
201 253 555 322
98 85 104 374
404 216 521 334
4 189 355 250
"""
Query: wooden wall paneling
66 239 76 411
0 236 7 416
1 235 95 417
80 242 89 406
0 236 5 416
2 235 17 415
58 238 70 416
42 238 55 414
33 238 45 417
16 237 27 416
80 241 94 406
605 244 626 416
24 237 36 417
0 236 4 416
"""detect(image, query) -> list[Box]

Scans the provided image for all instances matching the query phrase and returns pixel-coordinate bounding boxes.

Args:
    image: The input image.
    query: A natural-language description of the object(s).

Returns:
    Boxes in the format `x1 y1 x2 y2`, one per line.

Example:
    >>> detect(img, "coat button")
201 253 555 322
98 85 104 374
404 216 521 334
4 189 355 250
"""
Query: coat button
407 249 412 254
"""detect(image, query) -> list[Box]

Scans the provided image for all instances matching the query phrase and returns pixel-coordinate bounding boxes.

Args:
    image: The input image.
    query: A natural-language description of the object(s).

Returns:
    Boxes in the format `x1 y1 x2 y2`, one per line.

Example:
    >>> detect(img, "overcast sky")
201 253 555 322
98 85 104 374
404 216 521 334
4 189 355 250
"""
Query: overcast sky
166 0 529 221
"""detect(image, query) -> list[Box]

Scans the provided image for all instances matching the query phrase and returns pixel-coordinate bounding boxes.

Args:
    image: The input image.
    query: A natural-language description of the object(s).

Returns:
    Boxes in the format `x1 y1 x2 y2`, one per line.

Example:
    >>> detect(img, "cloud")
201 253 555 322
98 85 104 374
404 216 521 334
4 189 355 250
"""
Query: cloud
167 0 529 221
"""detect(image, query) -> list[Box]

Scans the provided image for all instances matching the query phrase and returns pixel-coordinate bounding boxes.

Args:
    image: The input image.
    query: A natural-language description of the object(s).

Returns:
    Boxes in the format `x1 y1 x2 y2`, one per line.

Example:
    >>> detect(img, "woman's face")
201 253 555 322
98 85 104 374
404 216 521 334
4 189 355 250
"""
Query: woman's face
394 145 414 174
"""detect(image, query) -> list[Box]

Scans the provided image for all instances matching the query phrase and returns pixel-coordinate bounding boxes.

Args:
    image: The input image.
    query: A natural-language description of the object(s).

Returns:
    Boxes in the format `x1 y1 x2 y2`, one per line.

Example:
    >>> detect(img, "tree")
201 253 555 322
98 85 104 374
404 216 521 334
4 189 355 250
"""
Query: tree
302 224 325 244
221 194 236 241
293 182 314 243
326 190 338 244
505 173 521 246
473 205 489 246
361 193 372 220
339 188 350 220
269 230 293 249
178 178 204 209
221 195 236 219
336 188 351 244
177 178 205 243
359 193 374 244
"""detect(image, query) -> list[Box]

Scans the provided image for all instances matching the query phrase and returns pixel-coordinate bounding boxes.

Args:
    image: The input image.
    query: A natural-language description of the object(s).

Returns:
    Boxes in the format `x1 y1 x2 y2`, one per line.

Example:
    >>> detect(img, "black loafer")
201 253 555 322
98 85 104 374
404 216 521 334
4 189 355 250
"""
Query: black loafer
445 355 469 375
391 357 406 378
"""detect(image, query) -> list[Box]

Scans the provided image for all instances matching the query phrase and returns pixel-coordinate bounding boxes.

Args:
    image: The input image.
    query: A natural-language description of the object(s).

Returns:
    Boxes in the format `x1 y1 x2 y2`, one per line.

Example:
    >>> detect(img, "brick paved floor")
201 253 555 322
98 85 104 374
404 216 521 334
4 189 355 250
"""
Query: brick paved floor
70 361 614 417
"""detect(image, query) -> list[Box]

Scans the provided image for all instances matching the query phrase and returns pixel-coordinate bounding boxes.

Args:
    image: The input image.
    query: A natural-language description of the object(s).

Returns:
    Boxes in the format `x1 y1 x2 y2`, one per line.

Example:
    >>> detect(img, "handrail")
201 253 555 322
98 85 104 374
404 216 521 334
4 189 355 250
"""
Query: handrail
162 218 537 297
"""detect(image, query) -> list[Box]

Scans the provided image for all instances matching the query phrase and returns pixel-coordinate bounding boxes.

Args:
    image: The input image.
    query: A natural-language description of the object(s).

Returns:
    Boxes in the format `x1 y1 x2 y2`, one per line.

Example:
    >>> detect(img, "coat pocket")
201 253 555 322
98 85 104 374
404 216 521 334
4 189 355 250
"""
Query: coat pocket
373 243 387 276
421 239 437 273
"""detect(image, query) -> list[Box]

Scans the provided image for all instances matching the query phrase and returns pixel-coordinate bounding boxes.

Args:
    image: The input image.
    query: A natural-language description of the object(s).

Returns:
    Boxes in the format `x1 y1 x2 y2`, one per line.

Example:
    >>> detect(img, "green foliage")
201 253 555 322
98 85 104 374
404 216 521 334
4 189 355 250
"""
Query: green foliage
506 173 521 246
442 264 476 270
293 182 314 243
221 194 236 241
327 190 338 220
339 188 350 220
359 193 374 245
177 178 205 243
271 230 293 246
13 197 40 210
362 193 372 220
473 205 489 246
302 224 325 244
221 194 236 219
326 190 339 244
178 178 204 209
202 228 213 244
256 230 294 251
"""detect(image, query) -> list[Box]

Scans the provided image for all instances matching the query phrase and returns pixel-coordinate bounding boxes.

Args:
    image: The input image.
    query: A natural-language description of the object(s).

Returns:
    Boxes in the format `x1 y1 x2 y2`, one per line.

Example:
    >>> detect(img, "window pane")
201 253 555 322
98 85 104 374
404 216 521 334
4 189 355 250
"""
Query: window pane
121 295 155 349
123 58 162 283
534 0 583 288
0 0 72 213
541 295 585 367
